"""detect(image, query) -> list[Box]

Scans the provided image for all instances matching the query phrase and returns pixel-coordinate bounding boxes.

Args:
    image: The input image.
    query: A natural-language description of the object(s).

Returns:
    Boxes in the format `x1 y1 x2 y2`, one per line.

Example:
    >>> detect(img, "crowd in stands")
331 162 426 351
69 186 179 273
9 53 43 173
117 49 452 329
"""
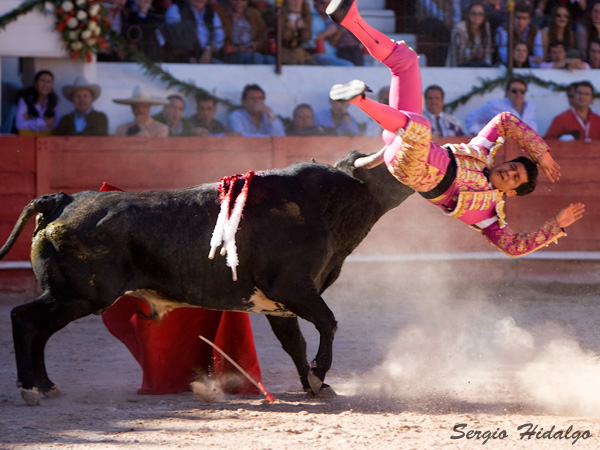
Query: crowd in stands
10 68 599 142
92 0 600 69
98 0 369 66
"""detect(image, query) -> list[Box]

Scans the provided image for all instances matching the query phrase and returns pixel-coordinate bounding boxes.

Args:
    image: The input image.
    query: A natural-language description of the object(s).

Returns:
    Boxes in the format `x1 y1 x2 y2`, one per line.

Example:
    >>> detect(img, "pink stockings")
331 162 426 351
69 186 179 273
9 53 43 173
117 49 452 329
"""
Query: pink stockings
337 1 423 132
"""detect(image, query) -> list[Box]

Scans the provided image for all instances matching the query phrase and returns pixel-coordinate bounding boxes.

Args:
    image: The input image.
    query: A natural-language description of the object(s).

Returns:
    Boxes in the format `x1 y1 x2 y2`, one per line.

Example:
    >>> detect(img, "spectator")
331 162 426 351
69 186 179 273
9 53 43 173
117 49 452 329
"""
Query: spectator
465 77 538 134
98 0 128 61
216 0 274 64
482 0 506 37
227 84 285 136
541 5 586 61
422 85 466 137
364 86 389 137
536 0 587 24
280 0 314 65
495 4 544 67
123 0 164 62
566 81 578 106
310 0 354 66
315 98 361 137
190 92 227 136
114 86 169 136
54 77 108 136
447 2 493 67
285 103 327 136
332 27 364 66
153 94 194 136
587 36 600 68
163 0 224 63
585 2 600 53
512 41 531 68
14 70 60 136
545 80 600 141
539 40 590 69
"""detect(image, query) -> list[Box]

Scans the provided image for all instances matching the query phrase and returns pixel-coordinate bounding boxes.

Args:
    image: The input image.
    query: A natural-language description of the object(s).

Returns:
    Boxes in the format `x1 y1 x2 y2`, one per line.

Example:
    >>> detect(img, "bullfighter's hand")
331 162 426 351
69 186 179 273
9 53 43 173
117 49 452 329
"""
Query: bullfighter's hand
538 151 561 182
556 202 585 228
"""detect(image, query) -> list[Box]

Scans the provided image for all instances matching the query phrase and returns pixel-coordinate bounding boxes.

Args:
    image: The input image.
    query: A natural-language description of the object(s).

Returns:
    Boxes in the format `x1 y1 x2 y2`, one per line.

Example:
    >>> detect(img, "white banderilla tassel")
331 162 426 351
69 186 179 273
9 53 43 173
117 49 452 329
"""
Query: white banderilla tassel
221 180 249 281
208 185 232 259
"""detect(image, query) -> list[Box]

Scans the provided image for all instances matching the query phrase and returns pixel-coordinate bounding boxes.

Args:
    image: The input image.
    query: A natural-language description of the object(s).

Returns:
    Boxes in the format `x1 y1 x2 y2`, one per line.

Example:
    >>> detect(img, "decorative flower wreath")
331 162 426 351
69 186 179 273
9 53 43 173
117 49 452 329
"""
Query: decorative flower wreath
54 0 111 62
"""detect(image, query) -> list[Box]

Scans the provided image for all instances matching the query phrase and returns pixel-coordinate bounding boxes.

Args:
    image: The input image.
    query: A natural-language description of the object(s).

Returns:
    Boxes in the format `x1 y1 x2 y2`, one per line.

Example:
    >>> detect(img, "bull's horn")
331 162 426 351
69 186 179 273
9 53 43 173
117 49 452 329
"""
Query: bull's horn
354 146 387 169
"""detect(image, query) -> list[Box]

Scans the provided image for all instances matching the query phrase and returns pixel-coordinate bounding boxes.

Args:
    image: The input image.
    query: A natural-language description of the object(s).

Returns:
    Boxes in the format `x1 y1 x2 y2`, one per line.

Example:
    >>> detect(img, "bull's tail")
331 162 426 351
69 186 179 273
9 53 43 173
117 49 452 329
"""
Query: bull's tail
0 193 71 260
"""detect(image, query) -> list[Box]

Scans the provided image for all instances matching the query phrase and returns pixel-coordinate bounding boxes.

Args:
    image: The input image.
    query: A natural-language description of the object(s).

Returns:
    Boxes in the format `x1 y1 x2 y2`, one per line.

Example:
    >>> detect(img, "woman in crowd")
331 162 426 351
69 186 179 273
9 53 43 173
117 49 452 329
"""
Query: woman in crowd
217 0 274 64
541 4 585 60
585 2 600 57
446 2 493 67
14 70 60 135
512 41 531 68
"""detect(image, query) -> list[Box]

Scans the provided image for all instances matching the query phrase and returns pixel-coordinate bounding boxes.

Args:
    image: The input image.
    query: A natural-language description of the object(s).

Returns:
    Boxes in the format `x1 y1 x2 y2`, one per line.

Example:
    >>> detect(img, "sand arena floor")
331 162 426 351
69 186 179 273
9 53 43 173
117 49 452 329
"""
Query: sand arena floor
1 262 599 449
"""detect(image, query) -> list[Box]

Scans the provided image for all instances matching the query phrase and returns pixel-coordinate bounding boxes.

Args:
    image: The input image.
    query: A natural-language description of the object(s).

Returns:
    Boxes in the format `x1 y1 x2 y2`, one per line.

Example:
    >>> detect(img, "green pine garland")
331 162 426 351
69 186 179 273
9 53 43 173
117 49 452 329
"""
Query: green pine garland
0 0 49 31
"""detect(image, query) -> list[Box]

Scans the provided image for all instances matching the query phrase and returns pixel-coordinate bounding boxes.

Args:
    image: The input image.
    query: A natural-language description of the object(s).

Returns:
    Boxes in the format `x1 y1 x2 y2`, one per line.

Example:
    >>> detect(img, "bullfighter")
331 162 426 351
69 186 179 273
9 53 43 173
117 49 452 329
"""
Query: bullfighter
326 0 585 256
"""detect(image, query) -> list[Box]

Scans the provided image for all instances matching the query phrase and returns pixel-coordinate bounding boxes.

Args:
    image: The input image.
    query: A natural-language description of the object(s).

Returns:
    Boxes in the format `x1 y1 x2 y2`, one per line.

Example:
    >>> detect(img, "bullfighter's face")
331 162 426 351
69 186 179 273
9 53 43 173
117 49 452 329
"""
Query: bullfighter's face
489 161 528 196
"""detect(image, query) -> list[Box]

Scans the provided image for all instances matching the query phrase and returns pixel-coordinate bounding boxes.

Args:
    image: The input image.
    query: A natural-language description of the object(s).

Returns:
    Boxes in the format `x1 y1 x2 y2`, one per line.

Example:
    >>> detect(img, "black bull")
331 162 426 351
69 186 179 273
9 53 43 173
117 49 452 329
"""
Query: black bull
0 150 414 405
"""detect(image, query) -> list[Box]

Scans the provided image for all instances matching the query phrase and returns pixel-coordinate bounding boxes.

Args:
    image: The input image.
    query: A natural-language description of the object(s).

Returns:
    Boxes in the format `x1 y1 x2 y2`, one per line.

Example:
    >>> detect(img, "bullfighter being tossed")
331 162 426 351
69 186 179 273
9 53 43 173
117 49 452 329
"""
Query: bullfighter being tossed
326 0 585 256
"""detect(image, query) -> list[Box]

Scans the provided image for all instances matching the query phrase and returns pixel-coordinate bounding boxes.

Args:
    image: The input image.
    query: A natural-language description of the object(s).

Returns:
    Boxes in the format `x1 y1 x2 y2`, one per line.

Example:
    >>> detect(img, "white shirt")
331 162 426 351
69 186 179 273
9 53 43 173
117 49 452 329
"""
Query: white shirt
464 97 538 135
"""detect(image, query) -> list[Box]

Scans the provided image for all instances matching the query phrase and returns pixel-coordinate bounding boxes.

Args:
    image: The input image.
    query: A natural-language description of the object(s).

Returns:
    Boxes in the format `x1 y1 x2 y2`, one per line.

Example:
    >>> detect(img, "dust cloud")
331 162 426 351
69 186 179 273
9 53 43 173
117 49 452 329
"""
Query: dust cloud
335 264 600 416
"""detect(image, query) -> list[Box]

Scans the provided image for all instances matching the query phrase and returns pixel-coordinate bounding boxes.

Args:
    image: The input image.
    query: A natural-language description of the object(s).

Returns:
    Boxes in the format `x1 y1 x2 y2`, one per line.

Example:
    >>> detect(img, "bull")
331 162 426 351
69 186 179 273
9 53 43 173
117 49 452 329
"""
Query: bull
0 150 413 405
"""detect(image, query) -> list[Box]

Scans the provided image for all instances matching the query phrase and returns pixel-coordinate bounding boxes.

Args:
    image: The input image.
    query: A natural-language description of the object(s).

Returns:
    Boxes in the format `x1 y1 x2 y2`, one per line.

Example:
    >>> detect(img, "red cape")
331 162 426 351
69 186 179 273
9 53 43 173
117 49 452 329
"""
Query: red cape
99 182 261 395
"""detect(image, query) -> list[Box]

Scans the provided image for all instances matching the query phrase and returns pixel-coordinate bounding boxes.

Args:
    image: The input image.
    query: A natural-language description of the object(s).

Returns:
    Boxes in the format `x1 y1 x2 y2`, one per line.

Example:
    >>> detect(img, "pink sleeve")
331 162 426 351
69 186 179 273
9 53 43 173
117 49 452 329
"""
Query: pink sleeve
480 218 565 257
473 111 550 162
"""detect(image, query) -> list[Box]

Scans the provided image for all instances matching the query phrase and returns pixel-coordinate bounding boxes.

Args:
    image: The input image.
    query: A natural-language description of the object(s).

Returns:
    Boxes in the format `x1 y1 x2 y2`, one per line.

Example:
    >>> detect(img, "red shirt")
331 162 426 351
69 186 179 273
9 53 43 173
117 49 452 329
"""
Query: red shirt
545 108 600 141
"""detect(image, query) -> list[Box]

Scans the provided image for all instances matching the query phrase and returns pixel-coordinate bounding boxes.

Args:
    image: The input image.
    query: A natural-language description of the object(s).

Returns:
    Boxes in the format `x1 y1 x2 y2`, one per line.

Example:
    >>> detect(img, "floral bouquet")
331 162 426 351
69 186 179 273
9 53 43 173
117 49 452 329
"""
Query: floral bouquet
54 0 111 62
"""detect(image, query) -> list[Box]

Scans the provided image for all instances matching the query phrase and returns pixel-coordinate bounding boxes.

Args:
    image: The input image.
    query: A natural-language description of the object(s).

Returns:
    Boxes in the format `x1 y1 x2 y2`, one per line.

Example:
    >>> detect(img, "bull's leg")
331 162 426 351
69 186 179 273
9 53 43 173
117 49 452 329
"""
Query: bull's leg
11 291 99 405
277 293 337 395
303 301 337 395
266 316 311 391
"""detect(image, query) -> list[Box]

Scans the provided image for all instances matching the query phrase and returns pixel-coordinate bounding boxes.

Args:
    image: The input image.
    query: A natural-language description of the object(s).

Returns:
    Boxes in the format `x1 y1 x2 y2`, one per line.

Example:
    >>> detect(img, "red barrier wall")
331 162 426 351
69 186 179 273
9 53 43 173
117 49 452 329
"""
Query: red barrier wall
0 136 598 289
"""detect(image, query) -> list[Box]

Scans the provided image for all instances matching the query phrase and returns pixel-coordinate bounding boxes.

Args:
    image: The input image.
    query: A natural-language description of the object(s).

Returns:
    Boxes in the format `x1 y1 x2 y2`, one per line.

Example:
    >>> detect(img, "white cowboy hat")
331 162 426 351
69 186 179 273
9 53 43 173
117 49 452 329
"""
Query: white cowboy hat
62 76 101 102
113 85 169 106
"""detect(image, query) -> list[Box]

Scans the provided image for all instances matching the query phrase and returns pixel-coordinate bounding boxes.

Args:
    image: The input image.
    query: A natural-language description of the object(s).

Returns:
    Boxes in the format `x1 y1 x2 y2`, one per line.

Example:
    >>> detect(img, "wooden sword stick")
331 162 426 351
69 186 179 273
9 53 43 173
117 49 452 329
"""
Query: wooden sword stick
199 335 275 403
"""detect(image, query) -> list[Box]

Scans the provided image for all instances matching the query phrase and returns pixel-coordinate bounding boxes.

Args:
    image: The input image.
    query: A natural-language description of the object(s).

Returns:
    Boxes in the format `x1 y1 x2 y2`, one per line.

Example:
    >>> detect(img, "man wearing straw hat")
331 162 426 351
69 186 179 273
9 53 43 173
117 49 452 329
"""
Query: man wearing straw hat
55 76 108 136
114 86 169 137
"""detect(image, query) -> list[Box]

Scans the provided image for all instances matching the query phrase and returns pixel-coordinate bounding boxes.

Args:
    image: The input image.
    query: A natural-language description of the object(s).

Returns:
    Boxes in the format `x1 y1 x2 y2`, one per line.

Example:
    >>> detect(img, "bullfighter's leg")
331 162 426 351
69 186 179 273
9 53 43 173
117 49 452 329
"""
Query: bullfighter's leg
328 0 422 113
266 316 311 391
11 291 99 405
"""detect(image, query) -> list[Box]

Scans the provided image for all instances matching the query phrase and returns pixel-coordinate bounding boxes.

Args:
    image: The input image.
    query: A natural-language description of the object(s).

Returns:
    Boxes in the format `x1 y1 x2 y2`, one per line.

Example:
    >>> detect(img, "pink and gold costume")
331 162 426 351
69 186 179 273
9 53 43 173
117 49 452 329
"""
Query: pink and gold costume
335 9 565 256
385 110 564 256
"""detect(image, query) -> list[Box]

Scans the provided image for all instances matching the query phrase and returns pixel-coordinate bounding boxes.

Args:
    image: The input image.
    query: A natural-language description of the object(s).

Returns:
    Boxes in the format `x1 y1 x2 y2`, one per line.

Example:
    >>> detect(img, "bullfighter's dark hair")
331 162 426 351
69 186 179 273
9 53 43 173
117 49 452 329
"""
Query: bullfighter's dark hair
511 156 538 196
241 84 266 101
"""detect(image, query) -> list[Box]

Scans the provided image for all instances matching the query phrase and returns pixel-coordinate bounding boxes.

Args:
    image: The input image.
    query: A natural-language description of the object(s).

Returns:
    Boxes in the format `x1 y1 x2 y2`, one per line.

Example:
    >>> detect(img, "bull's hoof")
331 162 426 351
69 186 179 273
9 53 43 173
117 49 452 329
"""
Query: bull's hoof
43 385 63 399
21 387 41 406
305 383 337 398
307 369 323 394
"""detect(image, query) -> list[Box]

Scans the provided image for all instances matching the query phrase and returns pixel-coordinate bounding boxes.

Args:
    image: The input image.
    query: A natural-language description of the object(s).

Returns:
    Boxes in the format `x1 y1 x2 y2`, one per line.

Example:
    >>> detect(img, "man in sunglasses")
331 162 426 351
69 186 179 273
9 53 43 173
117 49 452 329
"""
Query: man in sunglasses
464 77 538 135
325 0 585 256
